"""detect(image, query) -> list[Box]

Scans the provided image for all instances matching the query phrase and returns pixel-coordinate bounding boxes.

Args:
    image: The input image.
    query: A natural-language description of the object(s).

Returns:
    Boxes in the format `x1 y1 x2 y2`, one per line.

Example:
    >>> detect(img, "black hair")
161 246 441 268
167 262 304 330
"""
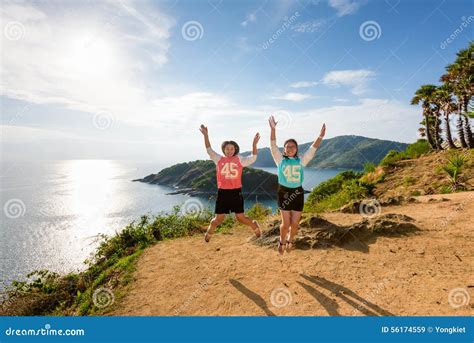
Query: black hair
221 140 240 156
283 138 298 159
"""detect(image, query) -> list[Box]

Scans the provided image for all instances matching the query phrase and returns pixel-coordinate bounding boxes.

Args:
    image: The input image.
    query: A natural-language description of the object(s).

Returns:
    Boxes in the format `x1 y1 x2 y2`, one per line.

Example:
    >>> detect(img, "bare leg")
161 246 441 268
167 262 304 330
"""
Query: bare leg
287 210 302 252
235 213 261 237
279 210 291 255
205 214 226 242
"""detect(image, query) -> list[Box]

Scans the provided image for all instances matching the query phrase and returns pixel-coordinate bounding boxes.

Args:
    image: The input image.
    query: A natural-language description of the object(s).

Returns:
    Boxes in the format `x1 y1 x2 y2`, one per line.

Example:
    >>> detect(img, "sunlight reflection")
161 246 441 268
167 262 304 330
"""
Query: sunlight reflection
63 160 119 235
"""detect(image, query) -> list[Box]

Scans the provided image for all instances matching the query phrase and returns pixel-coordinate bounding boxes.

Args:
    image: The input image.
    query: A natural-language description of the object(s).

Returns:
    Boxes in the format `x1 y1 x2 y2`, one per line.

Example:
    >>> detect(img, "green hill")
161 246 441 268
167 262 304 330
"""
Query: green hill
242 135 408 169
133 160 278 198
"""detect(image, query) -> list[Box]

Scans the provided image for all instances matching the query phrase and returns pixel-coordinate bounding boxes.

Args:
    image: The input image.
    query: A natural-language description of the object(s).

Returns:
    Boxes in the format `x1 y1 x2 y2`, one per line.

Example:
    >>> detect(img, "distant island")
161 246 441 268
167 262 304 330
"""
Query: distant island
133 160 279 198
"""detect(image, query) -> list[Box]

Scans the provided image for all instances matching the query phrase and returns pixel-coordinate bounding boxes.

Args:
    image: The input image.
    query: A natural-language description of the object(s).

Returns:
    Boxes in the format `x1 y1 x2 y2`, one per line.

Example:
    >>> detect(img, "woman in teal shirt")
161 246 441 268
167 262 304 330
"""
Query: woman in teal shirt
268 115 326 255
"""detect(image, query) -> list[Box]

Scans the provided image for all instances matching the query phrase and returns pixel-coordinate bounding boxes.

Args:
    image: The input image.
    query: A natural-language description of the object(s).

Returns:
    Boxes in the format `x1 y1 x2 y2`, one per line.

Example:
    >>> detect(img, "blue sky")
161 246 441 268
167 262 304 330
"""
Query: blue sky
1 0 472 163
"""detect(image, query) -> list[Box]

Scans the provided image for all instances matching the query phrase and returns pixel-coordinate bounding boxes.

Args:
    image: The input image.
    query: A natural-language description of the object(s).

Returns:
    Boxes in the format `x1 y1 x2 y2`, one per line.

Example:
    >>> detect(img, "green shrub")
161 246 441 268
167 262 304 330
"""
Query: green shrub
305 170 362 204
363 162 376 173
439 185 453 194
380 150 402 166
403 176 416 186
304 171 370 213
443 152 467 191
380 139 431 166
403 139 431 159
246 202 272 220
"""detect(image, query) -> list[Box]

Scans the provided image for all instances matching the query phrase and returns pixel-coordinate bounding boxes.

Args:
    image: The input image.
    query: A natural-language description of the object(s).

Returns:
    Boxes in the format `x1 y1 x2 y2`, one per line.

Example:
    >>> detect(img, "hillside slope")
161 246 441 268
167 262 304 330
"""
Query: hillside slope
110 191 473 316
110 149 473 316
374 150 474 199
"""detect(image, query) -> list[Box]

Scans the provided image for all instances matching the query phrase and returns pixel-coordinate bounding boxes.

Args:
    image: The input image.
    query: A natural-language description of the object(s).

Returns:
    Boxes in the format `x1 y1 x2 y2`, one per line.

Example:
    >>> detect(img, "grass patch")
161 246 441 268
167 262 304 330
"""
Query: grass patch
403 176 416 186
245 202 272 220
304 171 372 213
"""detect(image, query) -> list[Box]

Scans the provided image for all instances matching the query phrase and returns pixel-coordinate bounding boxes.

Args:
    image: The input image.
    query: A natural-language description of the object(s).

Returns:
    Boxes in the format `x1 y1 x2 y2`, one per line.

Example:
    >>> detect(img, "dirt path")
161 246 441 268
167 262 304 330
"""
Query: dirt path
110 192 473 316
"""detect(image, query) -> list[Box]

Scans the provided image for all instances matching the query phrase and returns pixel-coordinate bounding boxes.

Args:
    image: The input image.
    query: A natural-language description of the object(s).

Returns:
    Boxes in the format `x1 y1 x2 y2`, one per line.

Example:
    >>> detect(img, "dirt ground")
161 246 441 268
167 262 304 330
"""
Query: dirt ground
110 192 473 316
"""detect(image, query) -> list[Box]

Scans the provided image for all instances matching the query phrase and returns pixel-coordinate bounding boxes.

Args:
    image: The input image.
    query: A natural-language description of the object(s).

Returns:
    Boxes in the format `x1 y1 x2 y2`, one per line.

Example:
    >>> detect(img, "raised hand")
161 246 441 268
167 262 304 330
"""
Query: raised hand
268 115 278 129
319 123 326 138
199 124 208 136
253 133 260 146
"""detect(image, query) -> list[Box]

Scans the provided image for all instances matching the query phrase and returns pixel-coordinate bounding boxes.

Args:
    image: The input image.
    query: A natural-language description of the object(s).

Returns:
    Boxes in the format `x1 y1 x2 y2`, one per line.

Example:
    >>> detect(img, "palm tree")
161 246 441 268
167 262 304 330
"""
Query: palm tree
458 43 474 147
411 84 438 149
434 84 456 149
441 64 468 148
441 42 473 148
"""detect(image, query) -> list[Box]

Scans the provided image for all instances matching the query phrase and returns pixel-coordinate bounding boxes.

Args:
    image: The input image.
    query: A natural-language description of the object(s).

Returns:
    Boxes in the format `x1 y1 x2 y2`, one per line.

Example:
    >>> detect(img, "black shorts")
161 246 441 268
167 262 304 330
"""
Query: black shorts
215 188 244 214
277 185 304 212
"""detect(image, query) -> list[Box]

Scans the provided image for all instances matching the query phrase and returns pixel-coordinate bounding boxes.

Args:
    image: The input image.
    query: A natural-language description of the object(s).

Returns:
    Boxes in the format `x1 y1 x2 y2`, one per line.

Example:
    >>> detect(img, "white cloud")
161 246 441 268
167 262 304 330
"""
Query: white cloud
235 36 256 55
290 81 318 88
0 1 419 162
328 0 364 17
0 124 82 143
270 93 314 102
0 0 177 127
292 20 326 33
285 98 419 144
322 69 375 95
2 97 421 161
241 12 257 27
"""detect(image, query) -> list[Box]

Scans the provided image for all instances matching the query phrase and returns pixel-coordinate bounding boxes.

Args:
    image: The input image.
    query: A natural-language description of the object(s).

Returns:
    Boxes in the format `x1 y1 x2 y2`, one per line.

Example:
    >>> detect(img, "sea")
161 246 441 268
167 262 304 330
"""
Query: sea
0 159 343 290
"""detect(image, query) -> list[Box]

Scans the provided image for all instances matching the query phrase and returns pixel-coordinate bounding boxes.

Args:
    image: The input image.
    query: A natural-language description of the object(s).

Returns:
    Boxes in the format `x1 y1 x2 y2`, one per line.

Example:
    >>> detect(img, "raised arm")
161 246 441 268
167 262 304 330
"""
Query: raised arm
301 123 326 166
199 124 221 163
268 115 282 165
241 133 260 167
252 133 260 155
311 123 326 149
199 124 211 148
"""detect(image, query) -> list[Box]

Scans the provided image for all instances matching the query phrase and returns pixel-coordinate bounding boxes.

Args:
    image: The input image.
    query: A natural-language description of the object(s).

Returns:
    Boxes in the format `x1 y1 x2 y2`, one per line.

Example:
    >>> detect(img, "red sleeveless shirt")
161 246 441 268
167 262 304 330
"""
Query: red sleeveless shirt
216 155 243 189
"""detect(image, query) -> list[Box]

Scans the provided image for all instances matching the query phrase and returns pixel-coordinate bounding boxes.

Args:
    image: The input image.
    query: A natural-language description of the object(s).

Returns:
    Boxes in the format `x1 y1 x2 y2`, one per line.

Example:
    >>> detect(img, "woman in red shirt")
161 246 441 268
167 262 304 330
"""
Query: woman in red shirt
199 124 262 242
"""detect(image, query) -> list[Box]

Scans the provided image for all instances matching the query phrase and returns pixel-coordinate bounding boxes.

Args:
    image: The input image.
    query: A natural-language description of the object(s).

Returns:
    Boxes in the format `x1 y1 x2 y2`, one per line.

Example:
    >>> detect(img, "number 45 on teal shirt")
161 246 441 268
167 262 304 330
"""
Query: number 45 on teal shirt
278 158 304 188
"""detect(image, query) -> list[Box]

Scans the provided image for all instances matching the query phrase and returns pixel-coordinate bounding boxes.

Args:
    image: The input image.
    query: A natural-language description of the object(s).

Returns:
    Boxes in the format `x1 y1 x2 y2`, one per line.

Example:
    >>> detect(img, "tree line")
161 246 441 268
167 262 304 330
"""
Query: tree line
411 42 473 149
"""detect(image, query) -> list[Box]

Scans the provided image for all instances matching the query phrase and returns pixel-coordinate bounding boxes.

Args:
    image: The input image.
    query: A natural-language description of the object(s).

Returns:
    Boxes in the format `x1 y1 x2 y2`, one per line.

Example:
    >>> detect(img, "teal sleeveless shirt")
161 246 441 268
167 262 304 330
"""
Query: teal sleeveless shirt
277 157 304 188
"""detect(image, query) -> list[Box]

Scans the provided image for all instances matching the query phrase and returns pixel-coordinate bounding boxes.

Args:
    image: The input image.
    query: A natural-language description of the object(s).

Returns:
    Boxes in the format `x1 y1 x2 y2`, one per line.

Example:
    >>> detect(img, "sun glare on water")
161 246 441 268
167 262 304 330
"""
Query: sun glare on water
62 160 120 235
